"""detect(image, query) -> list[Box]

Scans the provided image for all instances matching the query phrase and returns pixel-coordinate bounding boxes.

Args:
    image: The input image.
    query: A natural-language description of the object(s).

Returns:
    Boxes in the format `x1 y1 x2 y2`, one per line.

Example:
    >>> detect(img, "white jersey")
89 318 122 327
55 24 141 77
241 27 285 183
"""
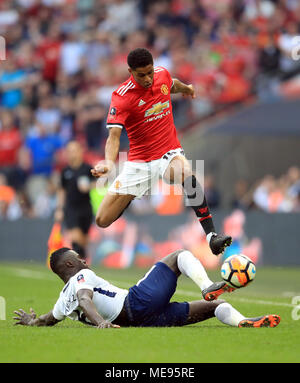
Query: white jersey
52 268 128 324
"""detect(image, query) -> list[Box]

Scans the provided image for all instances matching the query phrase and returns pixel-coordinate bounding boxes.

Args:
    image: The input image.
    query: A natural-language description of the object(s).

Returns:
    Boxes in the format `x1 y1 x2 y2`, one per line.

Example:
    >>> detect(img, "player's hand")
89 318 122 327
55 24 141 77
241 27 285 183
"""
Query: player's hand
209 234 232 256
91 161 113 178
182 84 196 99
13 308 36 326
97 321 120 329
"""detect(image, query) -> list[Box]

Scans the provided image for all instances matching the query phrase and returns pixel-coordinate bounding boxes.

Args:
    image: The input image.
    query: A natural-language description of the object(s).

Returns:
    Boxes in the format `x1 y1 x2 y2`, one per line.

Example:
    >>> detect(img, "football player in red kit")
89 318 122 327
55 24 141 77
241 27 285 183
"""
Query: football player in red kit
91 48 232 258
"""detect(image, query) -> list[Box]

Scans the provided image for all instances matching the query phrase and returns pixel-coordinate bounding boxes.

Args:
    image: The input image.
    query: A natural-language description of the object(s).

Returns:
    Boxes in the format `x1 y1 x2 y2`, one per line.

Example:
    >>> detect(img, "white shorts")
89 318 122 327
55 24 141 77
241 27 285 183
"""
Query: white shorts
108 148 185 198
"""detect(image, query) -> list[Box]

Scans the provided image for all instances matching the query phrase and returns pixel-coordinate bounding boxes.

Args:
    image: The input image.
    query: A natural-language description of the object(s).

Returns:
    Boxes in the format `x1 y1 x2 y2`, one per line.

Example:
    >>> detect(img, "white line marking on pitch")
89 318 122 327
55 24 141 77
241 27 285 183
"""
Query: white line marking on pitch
2 267 55 281
174 288 294 308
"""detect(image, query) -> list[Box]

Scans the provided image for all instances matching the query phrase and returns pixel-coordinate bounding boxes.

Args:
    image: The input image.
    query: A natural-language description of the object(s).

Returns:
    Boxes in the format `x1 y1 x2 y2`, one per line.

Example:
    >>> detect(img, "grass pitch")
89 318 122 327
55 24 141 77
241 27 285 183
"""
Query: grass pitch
1 262 300 363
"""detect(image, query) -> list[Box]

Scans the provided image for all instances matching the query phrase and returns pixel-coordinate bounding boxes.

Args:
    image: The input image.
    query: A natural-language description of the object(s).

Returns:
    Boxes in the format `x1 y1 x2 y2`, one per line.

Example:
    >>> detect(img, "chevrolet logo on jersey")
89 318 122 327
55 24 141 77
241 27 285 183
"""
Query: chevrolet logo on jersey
144 101 169 117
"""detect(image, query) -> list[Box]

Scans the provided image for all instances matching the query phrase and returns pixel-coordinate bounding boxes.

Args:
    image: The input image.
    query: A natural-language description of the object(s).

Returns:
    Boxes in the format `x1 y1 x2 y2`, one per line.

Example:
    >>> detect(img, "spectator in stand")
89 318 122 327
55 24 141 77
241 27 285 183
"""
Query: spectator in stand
33 175 58 219
60 32 86 76
0 56 28 109
79 103 106 151
35 94 61 134
278 21 300 77
0 109 24 188
253 175 276 212
58 95 76 145
98 0 142 38
35 21 62 85
24 121 62 177
252 168 300 213
0 2 19 33
287 166 300 200
0 109 22 169
258 33 281 76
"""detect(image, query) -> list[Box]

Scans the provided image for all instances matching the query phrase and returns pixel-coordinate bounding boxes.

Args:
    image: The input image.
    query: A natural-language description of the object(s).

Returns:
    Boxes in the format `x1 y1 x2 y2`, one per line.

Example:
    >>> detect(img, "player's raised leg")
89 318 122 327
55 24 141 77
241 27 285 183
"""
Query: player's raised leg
95 192 135 228
163 155 232 255
160 249 235 301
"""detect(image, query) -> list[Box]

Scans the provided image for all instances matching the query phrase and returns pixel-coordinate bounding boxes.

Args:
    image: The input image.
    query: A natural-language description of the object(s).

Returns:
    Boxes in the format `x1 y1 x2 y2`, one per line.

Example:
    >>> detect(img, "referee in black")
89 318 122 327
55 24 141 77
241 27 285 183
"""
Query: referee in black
55 141 95 260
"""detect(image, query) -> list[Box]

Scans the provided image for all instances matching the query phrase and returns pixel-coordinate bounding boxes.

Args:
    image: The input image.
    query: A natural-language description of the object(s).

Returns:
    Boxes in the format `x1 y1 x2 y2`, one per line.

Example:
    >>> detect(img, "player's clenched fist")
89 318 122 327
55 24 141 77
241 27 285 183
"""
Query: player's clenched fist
182 84 196 99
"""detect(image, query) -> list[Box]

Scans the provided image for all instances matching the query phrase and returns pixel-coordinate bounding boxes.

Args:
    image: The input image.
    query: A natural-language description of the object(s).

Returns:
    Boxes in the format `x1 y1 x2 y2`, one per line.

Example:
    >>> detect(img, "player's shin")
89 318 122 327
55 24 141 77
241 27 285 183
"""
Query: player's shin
214 302 245 327
182 175 215 235
177 250 213 291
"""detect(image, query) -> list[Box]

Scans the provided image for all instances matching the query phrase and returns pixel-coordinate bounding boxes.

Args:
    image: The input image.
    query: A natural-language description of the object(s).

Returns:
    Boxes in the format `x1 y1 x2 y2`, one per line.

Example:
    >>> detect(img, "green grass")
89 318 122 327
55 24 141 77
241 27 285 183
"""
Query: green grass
0 262 300 363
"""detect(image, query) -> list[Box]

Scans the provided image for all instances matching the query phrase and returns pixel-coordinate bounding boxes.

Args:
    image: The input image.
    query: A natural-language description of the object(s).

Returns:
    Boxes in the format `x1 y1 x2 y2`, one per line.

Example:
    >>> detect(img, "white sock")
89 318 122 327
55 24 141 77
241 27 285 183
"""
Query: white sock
177 250 213 291
214 302 245 327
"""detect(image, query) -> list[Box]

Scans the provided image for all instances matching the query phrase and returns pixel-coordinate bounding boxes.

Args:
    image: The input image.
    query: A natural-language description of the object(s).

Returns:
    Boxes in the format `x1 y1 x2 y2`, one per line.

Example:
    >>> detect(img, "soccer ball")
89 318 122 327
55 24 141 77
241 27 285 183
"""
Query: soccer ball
221 254 256 288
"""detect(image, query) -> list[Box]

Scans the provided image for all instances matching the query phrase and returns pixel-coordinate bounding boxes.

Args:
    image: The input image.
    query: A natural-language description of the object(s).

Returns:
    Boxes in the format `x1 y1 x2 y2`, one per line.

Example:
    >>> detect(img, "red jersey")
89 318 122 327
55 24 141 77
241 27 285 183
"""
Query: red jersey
106 66 181 162
0 128 22 166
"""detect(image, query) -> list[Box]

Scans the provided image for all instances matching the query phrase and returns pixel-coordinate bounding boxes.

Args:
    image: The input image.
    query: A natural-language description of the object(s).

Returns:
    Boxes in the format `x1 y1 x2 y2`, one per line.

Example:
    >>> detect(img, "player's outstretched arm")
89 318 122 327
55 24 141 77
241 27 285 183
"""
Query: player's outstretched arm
91 127 121 178
171 78 196 99
13 308 60 327
77 289 120 329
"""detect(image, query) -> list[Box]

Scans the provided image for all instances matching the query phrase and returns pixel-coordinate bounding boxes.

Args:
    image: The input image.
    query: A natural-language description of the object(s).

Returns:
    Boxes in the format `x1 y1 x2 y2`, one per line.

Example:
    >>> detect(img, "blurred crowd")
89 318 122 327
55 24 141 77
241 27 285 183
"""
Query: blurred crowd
1 0 300 220
231 166 300 212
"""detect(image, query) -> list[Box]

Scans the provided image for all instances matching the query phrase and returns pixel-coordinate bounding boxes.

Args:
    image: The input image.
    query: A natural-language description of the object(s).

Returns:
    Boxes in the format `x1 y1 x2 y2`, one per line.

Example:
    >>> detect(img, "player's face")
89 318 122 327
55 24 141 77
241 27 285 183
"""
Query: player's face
130 64 154 88
71 251 88 269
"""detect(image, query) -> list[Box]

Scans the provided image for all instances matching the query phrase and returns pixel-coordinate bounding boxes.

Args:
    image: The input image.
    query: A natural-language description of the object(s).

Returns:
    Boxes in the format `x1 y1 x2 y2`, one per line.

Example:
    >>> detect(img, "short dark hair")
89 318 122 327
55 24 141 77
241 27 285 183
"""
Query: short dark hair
127 48 153 70
50 247 72 273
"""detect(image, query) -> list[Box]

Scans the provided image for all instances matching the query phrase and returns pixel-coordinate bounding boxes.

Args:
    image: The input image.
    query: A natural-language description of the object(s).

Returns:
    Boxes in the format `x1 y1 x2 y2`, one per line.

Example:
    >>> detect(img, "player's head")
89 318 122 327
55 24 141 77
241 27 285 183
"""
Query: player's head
127 48 154 89
50 247 88 281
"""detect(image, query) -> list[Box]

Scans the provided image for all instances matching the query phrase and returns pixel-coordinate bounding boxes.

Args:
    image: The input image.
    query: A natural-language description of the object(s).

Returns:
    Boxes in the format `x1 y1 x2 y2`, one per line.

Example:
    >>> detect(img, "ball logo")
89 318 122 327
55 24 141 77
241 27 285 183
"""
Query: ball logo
161 84 169 95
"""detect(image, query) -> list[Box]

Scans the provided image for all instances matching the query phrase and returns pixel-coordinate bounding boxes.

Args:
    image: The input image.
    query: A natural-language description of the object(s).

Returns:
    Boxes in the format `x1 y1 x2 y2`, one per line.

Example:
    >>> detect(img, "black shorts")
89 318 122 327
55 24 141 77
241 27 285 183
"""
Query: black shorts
64 207 93 234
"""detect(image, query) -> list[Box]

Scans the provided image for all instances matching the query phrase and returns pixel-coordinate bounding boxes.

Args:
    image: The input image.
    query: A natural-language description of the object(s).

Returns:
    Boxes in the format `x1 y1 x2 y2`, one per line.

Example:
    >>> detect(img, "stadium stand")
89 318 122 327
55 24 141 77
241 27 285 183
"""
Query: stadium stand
1 0 300 219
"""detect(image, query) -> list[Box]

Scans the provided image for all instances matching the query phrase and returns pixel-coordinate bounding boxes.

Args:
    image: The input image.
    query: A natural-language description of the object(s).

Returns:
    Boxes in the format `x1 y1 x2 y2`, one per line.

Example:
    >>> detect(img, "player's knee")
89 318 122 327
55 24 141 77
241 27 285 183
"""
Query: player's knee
161 249 185 276
177 249 194 267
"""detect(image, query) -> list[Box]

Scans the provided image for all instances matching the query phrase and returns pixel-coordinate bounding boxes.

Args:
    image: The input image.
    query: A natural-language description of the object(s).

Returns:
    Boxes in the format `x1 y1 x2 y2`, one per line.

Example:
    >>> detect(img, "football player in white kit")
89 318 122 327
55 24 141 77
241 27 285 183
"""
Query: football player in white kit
14 248 280 329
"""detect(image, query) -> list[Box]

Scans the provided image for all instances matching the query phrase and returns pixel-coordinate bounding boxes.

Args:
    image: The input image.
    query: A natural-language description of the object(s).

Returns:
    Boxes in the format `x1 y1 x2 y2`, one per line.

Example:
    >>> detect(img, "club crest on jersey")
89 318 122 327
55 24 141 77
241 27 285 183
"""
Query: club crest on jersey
161 84 169 95
77 274 85 284
144 101 169 117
